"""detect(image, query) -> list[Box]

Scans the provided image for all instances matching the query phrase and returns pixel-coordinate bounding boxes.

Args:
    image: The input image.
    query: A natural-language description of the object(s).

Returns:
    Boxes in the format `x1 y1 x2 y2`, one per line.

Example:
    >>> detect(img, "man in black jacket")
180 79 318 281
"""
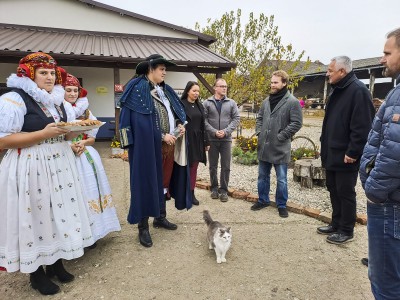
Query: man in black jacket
318 56 375 244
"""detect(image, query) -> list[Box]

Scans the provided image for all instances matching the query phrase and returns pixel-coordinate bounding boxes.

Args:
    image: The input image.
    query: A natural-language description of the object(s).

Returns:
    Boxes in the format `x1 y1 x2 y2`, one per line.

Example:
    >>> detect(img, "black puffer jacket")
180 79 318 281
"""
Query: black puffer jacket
320 71 375 171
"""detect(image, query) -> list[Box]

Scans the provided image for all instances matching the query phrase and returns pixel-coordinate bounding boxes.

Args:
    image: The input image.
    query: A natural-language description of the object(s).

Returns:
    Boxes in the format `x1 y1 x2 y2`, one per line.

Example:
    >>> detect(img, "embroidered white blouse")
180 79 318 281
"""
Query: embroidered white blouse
0 74 68 138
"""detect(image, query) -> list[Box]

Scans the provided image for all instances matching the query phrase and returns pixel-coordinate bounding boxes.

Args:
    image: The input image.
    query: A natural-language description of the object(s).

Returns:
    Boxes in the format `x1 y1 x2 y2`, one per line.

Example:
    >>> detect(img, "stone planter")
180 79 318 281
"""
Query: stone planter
111 148 124 155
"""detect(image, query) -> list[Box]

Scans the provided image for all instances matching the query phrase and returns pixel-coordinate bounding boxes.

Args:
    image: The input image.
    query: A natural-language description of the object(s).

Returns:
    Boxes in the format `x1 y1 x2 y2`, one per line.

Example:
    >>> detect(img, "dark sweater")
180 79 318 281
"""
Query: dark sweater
269 87 288 112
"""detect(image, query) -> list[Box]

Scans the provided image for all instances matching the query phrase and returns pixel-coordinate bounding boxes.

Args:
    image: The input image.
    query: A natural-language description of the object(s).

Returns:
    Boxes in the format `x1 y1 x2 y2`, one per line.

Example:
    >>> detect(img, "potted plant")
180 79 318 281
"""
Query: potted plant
110 136 124 155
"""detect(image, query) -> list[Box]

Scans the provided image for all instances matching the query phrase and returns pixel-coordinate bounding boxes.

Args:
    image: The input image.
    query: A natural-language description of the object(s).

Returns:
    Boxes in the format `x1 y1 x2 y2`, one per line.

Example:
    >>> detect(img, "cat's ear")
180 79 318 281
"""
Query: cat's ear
226 227 231 233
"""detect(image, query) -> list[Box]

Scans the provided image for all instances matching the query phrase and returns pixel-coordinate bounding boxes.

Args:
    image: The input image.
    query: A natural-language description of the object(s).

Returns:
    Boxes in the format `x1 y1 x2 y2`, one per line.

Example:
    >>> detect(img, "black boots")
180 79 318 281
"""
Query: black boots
153 209 177 230
30 266 60 295
139 210 177 247
46 259 75 283
31 261 74 295
192 190 199 205
138 217 153 247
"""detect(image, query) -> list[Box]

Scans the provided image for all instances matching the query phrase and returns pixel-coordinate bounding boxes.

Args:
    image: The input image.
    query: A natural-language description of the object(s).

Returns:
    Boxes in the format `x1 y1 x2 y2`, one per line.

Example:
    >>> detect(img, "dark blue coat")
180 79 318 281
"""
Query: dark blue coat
119 76 191 224
360 81 400 203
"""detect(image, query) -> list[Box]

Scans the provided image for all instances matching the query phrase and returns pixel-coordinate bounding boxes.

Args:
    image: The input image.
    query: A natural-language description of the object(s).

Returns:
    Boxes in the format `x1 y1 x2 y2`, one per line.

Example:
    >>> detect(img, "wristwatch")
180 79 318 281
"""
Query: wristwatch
161 133 166 141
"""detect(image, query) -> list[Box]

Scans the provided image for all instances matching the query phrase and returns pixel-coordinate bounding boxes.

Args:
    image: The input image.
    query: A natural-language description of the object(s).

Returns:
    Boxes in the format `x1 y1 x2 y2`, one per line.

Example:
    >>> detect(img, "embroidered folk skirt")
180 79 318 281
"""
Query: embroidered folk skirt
0 140 95 273
74 145 121 241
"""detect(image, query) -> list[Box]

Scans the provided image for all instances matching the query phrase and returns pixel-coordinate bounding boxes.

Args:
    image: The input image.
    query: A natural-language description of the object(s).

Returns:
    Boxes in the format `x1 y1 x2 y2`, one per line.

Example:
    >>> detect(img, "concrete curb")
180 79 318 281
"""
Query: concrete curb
195 180 367 226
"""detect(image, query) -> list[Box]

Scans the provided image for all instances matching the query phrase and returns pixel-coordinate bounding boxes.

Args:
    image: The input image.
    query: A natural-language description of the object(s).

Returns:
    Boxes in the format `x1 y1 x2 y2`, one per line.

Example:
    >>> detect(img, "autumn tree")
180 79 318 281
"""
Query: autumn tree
195 9 310 107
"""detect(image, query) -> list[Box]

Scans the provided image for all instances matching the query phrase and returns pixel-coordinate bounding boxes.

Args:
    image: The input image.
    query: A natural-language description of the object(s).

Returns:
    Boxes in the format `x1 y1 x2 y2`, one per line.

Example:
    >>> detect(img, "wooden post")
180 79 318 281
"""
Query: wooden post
193 72 214 94
369 70 376 97
323 77 328 104
114 68 120 140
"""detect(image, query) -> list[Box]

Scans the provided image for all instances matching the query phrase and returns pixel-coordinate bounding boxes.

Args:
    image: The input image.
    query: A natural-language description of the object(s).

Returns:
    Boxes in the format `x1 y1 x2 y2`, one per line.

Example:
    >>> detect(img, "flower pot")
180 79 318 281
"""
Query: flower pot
111 148 124 155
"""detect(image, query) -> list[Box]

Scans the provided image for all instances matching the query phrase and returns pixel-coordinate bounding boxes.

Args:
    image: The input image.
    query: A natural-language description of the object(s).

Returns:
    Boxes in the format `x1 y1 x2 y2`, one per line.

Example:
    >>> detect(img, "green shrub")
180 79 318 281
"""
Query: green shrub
234 149 258 165
291 147 319 161
232 146 243 157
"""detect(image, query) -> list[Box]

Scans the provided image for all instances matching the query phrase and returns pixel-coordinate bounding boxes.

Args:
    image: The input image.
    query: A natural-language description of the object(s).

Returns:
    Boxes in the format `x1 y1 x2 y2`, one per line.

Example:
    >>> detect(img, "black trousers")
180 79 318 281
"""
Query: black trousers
325 170 358 235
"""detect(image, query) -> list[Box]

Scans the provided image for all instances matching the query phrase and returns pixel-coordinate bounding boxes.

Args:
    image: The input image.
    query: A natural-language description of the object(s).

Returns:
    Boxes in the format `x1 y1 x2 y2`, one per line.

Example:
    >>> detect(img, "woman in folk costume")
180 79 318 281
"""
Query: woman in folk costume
119 54 192 248
63 74 121 245
0 52 95 295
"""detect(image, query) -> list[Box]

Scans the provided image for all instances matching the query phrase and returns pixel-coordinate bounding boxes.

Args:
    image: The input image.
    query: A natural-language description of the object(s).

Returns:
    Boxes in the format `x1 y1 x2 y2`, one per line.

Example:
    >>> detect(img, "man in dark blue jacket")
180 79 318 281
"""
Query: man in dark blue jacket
318 56 375 244
360 27 400 299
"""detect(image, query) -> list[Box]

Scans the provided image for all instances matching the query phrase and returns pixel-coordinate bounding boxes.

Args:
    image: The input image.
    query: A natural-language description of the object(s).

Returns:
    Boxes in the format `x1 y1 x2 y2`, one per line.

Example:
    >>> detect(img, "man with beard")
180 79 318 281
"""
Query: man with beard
318 56 374 244
359 27 400 299
252 70 302 218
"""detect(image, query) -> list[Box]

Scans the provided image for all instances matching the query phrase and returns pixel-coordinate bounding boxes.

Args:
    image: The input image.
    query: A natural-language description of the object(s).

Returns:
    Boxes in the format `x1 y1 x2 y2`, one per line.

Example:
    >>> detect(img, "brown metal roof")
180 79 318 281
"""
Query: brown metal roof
0 24 236 73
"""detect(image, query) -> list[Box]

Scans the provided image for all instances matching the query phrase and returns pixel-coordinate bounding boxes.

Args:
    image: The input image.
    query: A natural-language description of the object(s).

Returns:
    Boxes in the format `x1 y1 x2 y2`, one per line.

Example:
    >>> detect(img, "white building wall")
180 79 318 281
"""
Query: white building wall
0 63 15 83
65 66 115 118
1 64 197 118
0 0 196 39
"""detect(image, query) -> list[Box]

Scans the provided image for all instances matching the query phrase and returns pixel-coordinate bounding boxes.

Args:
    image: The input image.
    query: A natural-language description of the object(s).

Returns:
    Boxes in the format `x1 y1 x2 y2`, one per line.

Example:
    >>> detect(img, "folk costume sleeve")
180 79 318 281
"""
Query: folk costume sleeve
0 91 27 138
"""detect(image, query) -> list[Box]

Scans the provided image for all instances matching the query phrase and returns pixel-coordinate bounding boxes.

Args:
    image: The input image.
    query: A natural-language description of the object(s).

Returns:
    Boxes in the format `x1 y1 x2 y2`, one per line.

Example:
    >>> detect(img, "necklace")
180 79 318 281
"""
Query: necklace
188 100 195 108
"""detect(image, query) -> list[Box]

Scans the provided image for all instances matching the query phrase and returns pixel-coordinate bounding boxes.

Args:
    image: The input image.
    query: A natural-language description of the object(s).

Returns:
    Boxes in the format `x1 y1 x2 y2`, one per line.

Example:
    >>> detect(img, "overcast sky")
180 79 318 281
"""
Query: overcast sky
99 0 399 65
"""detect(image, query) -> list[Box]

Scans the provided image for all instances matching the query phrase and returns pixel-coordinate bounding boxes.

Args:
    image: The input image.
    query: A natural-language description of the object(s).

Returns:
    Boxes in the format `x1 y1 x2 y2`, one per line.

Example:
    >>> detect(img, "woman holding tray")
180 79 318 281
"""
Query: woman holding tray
63 73 121 246
0 52 95 295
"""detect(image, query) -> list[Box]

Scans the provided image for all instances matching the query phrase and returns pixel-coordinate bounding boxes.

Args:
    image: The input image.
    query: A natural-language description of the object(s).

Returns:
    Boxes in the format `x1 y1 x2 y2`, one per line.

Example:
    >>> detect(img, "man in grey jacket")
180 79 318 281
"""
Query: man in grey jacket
203 78 240 202
252 70 302 217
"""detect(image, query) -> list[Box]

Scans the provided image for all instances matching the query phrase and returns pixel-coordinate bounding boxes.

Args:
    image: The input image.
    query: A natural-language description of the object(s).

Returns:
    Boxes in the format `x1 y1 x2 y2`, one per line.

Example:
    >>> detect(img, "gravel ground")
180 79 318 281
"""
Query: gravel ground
197 115 368 215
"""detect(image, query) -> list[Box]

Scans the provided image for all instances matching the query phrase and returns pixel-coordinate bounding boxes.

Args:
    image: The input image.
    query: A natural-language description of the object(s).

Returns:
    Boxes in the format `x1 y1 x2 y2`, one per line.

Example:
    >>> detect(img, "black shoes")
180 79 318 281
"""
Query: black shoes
361 258 369 266
219 193 229 202
211 190 219 199
326 233 354 245
192 190 199 206
278 207 289 218
46 259 75 283
138 212 177 247
138 217 153 247
138 227 153 247
153 217 178 230
30 266 60 295
87 242 98 250
251 202 270 211
317 225 338 235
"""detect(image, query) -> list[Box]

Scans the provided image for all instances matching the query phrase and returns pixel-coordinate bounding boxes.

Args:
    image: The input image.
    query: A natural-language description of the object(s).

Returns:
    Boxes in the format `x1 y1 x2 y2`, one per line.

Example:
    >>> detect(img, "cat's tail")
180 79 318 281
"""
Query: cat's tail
203 210 213 226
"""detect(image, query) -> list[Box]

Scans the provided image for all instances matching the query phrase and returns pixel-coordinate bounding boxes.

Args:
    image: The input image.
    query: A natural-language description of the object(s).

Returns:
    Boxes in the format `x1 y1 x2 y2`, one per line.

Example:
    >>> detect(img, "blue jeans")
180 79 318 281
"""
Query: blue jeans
367 201 400 299
257 160 288 208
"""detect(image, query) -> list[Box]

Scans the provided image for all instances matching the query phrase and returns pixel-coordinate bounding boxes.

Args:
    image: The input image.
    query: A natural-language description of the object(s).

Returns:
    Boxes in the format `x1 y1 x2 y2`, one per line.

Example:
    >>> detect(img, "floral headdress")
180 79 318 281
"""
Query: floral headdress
63 73 88 98
16 52 66 85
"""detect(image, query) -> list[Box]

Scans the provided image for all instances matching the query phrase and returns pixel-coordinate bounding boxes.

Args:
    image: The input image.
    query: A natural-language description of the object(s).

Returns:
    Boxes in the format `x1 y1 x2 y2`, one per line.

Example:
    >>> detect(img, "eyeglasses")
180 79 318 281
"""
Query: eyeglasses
216 85 228 88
